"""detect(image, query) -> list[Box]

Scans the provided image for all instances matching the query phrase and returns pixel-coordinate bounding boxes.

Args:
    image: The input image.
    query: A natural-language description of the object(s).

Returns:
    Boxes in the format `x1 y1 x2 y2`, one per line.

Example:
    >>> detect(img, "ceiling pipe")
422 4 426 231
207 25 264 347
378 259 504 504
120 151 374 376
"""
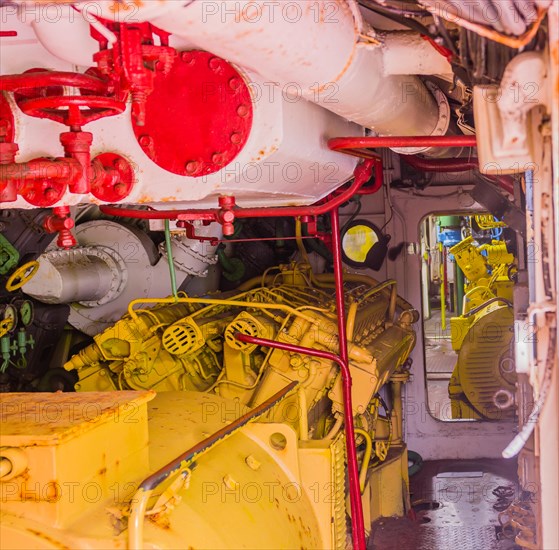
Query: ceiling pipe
75 0 446 146
400 153 516 195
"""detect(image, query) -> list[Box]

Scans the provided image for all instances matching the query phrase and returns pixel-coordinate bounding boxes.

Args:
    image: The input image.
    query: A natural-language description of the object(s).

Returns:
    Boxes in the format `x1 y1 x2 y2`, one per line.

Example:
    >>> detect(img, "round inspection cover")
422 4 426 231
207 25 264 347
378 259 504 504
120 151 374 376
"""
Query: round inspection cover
133 50 253 177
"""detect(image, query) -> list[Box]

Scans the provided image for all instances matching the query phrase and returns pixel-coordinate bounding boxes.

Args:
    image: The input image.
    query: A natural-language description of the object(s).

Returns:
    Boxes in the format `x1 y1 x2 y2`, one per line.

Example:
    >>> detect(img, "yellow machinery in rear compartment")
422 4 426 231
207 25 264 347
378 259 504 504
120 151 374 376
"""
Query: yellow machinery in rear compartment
448 220 517 420
0 263 417 549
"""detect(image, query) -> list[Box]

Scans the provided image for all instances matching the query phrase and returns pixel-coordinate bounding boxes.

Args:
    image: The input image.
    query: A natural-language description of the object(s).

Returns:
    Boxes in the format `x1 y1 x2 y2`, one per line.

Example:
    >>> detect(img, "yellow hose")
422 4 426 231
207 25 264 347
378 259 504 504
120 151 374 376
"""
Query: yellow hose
354 428 373 494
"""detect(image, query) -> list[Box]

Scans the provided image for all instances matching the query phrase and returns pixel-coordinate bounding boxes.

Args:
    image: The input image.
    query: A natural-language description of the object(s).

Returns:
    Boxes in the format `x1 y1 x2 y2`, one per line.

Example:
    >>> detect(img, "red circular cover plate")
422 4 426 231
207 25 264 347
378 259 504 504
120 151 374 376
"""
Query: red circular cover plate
133 50 253 177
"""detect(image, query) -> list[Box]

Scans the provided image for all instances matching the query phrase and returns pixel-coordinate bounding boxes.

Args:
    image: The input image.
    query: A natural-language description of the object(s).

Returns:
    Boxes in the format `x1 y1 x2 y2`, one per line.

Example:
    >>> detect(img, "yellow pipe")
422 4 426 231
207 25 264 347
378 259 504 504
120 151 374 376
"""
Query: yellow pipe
439 242 446 331
346 301 358 341
354 428 373 494
315 273 417 322
360 279 397 322
294 220 334 289
128 487 151 550
127 297 317 323
298 387 309 441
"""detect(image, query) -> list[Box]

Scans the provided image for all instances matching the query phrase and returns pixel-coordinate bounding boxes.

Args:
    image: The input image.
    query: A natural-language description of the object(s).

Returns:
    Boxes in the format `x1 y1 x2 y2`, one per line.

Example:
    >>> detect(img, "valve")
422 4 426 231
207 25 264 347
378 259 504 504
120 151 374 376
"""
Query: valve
5 261 40 292
217 196 236 237
43 206 77 250
92 22 177 127
0 70 133 207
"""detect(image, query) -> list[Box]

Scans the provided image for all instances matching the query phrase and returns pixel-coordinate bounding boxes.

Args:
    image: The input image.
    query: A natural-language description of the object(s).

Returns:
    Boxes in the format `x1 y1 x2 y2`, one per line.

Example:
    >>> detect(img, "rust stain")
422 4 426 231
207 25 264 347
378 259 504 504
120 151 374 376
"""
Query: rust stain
149 512 171 530
26 528 69 549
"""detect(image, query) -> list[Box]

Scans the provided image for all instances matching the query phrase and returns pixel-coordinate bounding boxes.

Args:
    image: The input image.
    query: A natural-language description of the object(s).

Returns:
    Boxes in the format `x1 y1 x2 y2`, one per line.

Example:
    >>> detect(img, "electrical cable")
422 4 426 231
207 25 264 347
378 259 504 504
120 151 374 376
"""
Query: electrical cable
502 321 556 458
380 180 394 231
341 198 362 235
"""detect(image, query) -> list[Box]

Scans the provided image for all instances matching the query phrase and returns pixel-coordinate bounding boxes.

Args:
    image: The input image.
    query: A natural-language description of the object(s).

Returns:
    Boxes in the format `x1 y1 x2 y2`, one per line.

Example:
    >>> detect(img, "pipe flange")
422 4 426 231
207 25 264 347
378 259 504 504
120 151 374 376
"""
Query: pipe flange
77 245 128 307
391 81 450 155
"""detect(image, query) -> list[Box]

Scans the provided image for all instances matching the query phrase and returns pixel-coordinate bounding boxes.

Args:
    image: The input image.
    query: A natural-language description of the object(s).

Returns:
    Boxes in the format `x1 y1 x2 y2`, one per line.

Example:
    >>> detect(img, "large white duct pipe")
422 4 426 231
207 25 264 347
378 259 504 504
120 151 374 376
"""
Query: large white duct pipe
83 0 445 138
18 4 101 67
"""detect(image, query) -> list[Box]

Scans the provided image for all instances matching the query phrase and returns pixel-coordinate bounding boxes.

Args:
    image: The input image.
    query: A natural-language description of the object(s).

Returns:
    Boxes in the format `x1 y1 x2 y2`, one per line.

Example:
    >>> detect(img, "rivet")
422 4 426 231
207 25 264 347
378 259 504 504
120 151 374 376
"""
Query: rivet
181 51 194 64
209 57 221 72
229 77 241 90
236 104 249 118
185 160 200 174
245 455 261 471
113 183 126 196
114 158 128 171
230 132 242 145
44 188 57 201
223 474 239 490
212 152 223 164
139 135 153 147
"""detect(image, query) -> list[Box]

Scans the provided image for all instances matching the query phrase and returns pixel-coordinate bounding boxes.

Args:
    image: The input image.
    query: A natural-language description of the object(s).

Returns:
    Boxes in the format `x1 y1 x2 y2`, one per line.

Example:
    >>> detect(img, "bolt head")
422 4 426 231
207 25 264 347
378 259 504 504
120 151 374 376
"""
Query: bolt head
236 104 249 118
209 57 221 72
139 135 153 147
181 51 194 64
113 183 126 196
44 188 58 202
185 161 200 174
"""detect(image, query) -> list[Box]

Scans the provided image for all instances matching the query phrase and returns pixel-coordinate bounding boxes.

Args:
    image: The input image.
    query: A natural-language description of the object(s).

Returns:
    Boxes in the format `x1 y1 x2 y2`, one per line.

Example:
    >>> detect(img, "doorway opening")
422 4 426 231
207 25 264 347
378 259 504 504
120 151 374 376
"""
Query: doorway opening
420 213 518 422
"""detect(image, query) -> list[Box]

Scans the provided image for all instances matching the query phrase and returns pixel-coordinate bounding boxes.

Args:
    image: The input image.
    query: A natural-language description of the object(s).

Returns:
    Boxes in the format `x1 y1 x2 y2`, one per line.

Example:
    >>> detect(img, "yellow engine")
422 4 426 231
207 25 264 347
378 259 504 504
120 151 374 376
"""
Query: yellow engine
449 232 517 420
0 264 417 549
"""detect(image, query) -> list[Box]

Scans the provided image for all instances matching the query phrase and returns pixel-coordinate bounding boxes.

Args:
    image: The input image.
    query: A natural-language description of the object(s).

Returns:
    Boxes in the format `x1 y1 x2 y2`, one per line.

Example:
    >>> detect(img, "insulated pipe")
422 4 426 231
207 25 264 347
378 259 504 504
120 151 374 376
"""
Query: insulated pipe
100 158 378 221
23 253 116 304
19 4 101 67
91 0 441 138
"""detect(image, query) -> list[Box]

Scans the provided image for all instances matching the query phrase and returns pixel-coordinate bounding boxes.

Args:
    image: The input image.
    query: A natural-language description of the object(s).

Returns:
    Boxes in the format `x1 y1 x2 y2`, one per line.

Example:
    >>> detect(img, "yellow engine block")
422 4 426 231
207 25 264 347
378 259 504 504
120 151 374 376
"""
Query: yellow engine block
0 265 417 549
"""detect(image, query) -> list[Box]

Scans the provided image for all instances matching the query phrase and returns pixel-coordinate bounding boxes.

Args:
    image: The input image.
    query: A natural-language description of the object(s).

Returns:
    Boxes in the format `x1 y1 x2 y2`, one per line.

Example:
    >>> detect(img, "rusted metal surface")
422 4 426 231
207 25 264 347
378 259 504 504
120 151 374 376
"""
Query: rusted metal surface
0 391 154 445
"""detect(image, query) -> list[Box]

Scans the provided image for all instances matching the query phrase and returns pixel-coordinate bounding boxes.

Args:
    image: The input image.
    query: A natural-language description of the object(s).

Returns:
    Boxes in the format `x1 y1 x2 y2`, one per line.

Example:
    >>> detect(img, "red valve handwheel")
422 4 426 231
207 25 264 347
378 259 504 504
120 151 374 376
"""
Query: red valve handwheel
17 96 126 128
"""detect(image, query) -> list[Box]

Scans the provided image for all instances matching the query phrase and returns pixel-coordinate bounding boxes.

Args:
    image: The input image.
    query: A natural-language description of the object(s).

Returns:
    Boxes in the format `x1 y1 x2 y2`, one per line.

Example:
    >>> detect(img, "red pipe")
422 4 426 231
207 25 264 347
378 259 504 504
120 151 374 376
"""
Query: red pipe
235 208 366 550
0 158 81 183
355 156 384 194
328 135 477 157
330 206 366 550
401 154 515 195
402 155 478 172
236 331 366 548
99 157 379 221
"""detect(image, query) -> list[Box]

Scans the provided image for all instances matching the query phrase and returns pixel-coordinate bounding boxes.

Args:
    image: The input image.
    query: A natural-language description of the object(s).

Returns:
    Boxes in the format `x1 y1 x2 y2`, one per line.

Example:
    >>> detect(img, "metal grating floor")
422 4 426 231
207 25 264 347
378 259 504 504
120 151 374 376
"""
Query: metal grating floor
369 459 520 550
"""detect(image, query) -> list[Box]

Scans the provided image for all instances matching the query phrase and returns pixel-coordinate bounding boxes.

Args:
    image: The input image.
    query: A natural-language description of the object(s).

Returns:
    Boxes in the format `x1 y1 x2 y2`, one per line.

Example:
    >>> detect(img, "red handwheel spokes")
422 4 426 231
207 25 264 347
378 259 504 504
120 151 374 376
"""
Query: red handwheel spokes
18 96 126 128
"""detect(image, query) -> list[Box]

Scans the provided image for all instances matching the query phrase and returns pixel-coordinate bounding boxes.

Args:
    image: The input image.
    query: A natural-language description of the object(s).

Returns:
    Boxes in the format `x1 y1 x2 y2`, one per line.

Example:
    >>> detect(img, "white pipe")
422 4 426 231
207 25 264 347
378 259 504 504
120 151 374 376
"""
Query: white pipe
23 253 116 304
19 4 100 67
380 32 453 76
89 0 442 138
